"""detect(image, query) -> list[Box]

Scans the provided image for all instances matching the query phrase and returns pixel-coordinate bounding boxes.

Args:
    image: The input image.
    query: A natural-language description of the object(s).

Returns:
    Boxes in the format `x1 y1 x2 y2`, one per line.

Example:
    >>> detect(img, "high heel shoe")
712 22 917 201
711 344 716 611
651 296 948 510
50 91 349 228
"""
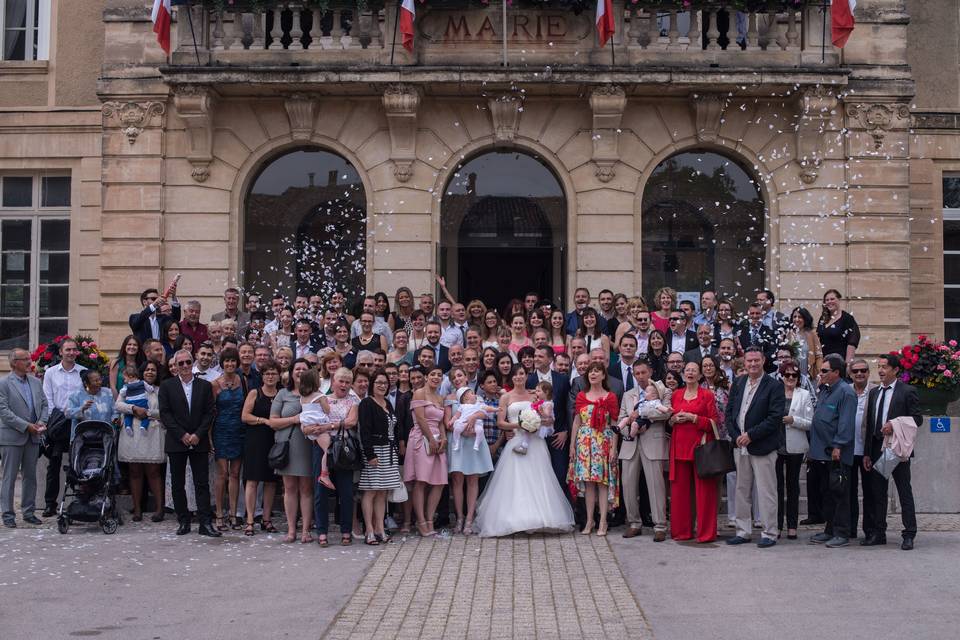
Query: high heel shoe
596 523 608 537
453 517 464 534
416 521 435 537
463 519 474 536
581 521 594 535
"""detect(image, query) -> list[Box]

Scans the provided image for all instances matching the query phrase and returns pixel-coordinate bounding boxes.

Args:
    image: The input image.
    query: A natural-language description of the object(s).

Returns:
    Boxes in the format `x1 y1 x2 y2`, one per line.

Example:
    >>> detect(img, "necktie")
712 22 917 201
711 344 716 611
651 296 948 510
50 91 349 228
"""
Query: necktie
874 386 889 437
751 326 758 346
624 367 634 391
459 324 467 342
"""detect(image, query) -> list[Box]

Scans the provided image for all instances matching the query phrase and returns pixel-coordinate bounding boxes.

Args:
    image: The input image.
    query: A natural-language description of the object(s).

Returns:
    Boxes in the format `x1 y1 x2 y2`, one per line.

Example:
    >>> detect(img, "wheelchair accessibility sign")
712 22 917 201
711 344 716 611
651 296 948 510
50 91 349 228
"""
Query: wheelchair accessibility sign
930 417 951 433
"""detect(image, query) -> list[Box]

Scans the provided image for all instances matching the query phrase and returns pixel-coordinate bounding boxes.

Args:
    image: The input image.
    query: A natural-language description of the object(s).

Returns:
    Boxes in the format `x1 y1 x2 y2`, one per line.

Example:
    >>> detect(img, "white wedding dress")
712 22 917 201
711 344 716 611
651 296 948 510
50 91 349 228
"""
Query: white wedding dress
474 401 575 537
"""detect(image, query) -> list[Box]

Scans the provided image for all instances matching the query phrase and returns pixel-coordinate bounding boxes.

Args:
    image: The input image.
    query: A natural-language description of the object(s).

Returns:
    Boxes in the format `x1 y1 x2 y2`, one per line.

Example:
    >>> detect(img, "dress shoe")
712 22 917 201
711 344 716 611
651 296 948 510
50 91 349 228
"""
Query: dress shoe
41 506 56 518
825 536 849 548
151 512 165 523
901 538 914 551
2 519 15 528
725 536 751 545
22 515 42 525
622 527 642 539
757 538 777 549
799 517 825 526
198 523 223 537
176 521 191 536
860 534 886 546
809 532 832 544
653 531 666 542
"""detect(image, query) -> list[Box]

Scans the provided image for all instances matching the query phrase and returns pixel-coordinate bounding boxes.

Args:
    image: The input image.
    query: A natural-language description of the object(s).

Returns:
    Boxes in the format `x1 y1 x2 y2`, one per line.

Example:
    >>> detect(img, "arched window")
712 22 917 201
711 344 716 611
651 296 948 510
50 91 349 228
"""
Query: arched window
244 147 366 301
641 151 766 306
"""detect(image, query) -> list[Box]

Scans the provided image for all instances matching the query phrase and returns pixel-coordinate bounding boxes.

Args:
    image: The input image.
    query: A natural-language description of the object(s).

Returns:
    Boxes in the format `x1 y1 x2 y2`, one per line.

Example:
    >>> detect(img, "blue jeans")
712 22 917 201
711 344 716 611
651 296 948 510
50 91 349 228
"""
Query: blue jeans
312 446 353 534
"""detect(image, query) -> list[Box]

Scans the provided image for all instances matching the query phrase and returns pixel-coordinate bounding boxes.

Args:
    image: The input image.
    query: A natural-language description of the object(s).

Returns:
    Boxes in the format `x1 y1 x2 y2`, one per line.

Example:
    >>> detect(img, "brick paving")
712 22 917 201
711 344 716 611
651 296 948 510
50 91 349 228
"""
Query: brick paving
322 534 655 640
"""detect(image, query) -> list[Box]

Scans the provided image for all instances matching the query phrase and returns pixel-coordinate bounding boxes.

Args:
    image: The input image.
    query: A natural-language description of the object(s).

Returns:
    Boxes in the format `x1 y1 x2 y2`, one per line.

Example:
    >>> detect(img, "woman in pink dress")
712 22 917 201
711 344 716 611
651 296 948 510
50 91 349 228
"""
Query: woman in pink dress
403 364 448 536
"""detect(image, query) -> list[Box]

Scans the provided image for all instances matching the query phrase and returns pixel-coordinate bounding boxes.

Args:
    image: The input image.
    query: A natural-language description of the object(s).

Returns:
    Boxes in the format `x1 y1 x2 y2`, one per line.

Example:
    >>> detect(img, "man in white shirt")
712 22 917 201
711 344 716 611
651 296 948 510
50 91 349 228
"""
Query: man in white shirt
263 294 286 335
193 342 223 382
668 311 697 355
684 323 717 364
693 290 718 327
437 300 463 348
293 320 316 359
41 339 86 516
718 338 738 385
611 334 639 392
848 358 877 541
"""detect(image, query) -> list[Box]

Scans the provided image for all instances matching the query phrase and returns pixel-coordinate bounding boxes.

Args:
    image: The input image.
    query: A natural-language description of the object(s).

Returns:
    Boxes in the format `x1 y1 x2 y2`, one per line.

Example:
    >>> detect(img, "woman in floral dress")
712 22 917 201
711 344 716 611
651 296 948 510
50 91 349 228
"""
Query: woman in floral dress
568 362 620 536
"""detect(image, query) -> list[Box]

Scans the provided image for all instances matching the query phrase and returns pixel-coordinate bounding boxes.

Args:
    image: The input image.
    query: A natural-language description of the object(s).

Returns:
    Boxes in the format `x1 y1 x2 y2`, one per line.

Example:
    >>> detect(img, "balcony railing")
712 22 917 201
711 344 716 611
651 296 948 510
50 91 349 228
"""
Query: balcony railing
171 1 837 69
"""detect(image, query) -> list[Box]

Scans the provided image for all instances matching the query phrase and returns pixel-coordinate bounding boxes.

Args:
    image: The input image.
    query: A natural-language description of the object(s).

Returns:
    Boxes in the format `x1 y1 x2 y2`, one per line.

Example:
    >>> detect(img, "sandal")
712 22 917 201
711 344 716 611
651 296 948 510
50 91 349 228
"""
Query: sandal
318 472 336 490
260 520 277 533
581 521 595 536
376 533 392 544
416 521 434 537
231 517 243 531
463 519 474 536
215 517 228 532
341 534 352 546
365 533 380 546
244 523 255 537
597 524 608 537
300 532 314 544
452 517 464 534
318 534 329 547
283 533 296 543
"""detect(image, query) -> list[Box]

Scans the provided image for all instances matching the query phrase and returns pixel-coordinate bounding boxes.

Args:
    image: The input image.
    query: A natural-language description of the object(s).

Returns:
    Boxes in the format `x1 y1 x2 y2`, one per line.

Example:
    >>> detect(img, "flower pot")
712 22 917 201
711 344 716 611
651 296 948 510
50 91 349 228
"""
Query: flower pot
915 386 960 416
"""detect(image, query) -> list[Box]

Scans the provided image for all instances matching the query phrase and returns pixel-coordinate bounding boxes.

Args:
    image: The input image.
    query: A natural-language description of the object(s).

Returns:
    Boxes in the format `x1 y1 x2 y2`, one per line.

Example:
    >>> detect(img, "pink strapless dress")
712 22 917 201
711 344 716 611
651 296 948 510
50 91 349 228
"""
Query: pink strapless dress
403 399 449 485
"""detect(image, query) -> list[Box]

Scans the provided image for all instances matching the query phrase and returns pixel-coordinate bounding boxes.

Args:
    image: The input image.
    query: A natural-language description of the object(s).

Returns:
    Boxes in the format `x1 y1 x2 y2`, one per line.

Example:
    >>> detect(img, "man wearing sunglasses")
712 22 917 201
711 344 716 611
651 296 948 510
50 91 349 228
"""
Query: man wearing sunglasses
808 355 856 548
848 359 877 542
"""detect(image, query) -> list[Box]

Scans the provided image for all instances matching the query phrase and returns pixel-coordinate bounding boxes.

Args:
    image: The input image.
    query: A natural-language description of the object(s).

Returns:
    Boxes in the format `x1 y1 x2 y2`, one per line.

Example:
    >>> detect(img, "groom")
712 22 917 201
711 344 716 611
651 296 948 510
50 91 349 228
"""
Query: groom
525 345 570 488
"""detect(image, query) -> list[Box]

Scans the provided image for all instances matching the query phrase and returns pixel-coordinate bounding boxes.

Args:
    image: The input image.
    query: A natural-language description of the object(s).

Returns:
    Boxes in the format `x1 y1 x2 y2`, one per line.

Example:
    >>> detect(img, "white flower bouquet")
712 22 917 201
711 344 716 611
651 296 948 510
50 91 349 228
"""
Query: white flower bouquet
519 408 541 433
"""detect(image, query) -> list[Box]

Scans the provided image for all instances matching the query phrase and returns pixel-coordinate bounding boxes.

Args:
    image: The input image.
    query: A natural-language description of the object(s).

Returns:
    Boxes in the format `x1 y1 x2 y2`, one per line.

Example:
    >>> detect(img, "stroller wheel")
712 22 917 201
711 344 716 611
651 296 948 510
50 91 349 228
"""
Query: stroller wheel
57 517 69 534
101 518 119 535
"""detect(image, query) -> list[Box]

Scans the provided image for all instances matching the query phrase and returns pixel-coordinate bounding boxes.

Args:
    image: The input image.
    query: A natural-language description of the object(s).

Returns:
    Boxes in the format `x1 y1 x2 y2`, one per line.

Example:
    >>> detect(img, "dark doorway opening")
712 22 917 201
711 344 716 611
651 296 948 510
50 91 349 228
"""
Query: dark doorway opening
458 248 553 313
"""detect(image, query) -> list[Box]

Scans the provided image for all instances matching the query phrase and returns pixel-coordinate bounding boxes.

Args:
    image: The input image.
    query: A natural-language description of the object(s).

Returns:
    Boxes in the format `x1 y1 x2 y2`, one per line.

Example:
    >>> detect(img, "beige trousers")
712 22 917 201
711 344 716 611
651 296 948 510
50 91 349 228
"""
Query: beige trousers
734 449 778 540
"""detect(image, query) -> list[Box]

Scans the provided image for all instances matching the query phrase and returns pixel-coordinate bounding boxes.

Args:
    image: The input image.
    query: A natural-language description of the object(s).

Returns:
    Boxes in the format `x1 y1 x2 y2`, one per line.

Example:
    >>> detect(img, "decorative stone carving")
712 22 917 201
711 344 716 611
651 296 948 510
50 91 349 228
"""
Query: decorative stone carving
173 85 217 183
382 84 422 183
691 93 725 143
102 101 166 145
284 94 317 141
589 85 626 183
845 102 910 150
488 94 522 143
795 86 838 184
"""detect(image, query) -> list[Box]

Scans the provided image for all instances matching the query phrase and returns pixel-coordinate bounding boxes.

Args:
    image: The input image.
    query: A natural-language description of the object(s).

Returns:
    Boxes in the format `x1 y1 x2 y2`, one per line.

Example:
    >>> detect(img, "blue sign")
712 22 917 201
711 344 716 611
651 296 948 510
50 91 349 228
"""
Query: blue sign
930 417 951 433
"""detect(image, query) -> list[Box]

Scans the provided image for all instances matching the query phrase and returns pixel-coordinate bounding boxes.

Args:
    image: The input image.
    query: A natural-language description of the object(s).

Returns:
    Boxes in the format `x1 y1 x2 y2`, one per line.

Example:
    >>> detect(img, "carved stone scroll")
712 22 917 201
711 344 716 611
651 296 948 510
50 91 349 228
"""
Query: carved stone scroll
284 94 317 141
589 85 626 183
102 101 166 145
691 93 725 143
382 84 422 183
845 102 911 150
488 94 522 144
173 85 217 183
795 87 838 184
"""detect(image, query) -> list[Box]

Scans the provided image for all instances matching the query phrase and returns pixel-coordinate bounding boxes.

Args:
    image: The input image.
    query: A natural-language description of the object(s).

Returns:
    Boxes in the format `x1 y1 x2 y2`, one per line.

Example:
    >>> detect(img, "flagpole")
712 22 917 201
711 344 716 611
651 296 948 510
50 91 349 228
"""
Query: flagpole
391 0 400 65
502 0 508 67
185 2 201 65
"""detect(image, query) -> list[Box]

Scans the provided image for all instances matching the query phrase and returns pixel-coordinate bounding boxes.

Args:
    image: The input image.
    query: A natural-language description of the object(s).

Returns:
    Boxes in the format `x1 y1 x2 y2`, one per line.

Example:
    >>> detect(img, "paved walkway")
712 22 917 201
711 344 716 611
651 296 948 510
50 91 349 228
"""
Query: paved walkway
323 534 654 640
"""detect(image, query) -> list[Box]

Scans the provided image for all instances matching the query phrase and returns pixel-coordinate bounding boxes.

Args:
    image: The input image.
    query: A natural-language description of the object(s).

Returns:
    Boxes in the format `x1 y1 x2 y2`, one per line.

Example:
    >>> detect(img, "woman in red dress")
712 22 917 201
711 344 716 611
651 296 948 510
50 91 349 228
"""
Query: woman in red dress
668 360 721 543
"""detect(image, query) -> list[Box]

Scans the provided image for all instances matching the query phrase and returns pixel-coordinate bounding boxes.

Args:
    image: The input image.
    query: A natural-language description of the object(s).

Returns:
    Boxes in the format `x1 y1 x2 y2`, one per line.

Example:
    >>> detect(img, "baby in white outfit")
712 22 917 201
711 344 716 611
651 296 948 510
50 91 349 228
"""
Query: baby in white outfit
300 393 335 489
450 387 497 452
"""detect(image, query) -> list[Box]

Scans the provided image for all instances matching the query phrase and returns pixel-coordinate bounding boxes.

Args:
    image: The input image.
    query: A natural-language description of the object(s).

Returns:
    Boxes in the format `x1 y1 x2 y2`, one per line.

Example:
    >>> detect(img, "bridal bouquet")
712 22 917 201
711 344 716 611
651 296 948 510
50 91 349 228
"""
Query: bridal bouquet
519 408 541 433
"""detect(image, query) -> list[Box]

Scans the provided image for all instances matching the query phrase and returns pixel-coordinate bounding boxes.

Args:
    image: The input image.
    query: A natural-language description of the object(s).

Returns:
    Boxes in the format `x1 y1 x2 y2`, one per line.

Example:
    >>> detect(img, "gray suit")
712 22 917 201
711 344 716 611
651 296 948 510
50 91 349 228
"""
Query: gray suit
618 382 672 531
0 373 49 521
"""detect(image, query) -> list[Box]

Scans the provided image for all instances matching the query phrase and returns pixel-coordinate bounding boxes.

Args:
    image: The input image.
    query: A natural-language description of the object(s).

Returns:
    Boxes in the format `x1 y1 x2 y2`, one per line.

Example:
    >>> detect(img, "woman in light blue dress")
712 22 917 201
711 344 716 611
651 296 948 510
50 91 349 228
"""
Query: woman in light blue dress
444 367 494 535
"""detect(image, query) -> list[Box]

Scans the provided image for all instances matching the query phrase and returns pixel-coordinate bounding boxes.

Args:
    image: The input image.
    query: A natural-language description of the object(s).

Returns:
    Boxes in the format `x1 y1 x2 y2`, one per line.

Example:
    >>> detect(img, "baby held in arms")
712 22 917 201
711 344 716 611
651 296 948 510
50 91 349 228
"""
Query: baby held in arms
299 372 335 490
516 381 554 456
617 385 669 441
451 387 497 452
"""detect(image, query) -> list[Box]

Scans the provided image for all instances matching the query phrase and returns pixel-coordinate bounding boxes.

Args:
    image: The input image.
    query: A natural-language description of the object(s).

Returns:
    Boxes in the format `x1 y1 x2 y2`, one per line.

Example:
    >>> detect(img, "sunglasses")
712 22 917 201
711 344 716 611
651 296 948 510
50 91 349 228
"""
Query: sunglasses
669 317 683 322
819 368 832 374
850 368 868 374
782 373 799 379
177 360 193 366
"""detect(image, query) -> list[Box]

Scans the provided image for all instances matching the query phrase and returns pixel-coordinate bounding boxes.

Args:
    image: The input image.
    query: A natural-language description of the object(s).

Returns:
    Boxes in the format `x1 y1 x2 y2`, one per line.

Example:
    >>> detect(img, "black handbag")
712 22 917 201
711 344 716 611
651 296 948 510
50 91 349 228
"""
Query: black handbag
41 409 70 457
328 423 364 472
694 420 736 479
267 424 296 470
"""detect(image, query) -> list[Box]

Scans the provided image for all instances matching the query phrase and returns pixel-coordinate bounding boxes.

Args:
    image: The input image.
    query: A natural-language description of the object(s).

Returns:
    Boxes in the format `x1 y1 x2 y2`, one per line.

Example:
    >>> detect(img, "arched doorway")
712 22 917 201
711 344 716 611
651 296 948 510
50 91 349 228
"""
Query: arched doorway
243 147 366 301
440 150 566 311
641 150 767 307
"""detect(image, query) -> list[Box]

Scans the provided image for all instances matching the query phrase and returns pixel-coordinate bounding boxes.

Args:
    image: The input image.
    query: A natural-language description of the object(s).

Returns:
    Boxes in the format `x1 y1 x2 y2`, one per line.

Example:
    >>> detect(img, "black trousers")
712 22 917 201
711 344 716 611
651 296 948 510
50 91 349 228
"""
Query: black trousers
870 460 917 539
44 452 63 507
849 455 877 538
805 458 825 520
168 450 212 524
776 453 803 530
821 461 851 538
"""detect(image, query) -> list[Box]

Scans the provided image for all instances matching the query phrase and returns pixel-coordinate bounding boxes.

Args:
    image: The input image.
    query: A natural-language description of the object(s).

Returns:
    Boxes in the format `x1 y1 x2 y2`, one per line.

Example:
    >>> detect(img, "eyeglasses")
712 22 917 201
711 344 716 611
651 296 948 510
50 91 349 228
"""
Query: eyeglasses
177 359 193 366
819 368 832 374
850 368 868 374
781 373 799 379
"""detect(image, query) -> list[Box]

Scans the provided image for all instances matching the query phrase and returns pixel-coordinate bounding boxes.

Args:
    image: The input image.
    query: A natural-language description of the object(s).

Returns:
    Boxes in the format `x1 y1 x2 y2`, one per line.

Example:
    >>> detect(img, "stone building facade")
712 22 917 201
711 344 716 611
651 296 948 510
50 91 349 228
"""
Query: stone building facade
0 0 958 363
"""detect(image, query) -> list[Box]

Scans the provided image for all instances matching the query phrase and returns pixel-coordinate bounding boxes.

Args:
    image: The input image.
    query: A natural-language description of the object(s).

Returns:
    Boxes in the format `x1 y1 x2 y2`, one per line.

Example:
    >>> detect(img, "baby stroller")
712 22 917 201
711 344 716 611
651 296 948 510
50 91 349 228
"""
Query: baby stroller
57 420 123 535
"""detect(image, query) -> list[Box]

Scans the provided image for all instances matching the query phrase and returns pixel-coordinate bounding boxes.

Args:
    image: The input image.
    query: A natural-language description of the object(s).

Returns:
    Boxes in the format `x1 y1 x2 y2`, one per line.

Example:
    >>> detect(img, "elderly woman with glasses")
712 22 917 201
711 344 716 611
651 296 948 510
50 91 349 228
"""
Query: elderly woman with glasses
776 361 814 539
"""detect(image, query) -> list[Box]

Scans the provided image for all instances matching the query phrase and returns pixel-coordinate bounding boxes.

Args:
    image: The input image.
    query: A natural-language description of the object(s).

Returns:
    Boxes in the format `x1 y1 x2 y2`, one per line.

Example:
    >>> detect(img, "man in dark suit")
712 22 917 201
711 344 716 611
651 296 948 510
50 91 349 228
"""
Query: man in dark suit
159 349 220 537
684 323 718 364
526 346 571 486
724 347 786 548
129 287 182 343
416 321 451 372
608 334 640 393
667 310 698 355
862 353 922 550
739 303 776 371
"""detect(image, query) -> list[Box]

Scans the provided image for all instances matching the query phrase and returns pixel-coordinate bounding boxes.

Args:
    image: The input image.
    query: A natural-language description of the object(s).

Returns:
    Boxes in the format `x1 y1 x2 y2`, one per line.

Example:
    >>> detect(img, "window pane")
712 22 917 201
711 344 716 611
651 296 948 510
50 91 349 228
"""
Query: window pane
39 252 68 283
38 318 67 346
2 252 29 281
0 319 29 350
1 219 32 251
2 177 32 207
39 285 68 317
41 177 71 207
40 219 69 251
945 322 960 343
945 220 960 251
1 285 29 316
945 177 960 210
4 1 28 28
945 288 960 317
946 255 960 285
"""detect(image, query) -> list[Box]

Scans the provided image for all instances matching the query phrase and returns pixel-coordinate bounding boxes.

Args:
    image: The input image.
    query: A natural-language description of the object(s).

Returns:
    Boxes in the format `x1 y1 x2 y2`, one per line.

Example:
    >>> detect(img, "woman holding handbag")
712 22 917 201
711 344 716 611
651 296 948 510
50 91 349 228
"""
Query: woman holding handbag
668 360 722 543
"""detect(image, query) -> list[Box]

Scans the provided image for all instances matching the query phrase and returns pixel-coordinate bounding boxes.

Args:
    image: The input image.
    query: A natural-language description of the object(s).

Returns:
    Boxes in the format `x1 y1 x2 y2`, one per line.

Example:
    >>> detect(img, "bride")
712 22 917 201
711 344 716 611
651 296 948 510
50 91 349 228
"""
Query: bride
474 364 575 537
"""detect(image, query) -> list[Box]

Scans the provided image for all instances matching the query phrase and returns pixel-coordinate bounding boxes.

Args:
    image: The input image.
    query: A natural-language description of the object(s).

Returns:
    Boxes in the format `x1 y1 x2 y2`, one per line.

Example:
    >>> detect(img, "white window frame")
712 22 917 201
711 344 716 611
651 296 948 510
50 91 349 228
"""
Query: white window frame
0 172 70 350
0 0 51 62
944 174 960 337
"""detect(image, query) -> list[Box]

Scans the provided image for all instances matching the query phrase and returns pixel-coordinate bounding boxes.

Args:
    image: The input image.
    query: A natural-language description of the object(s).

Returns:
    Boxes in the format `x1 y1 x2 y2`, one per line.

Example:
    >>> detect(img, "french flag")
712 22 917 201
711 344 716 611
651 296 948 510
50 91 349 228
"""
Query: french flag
831 0 856 48
400 0 416 52
596 0 614 48
152 0 190 55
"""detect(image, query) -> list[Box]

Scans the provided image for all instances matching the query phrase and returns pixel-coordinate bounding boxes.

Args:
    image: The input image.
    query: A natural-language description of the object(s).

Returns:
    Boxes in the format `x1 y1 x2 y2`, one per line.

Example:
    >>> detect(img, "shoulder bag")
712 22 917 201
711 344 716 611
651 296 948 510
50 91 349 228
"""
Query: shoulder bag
328 422 364 472
694 419 735 479
267 420 296 470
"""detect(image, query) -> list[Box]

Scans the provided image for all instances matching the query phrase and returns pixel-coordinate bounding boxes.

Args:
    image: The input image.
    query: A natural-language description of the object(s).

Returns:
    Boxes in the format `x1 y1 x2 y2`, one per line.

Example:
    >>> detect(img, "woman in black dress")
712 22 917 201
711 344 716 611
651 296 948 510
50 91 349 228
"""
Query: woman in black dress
352 311 388 354
240 359 281 536
816 289 861 364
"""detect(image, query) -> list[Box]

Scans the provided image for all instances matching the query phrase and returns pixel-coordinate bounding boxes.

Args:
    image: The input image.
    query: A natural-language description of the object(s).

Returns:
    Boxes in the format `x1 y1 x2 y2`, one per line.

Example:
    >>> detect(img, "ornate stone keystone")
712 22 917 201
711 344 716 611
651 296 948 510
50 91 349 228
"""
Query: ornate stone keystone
691 93 725 143
488 94 522 144
845 102 911 150
795 86 838 184
173 85 217 183
102 101 166 145
589 85 626 183
284 94 317 141
382 84 422 183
